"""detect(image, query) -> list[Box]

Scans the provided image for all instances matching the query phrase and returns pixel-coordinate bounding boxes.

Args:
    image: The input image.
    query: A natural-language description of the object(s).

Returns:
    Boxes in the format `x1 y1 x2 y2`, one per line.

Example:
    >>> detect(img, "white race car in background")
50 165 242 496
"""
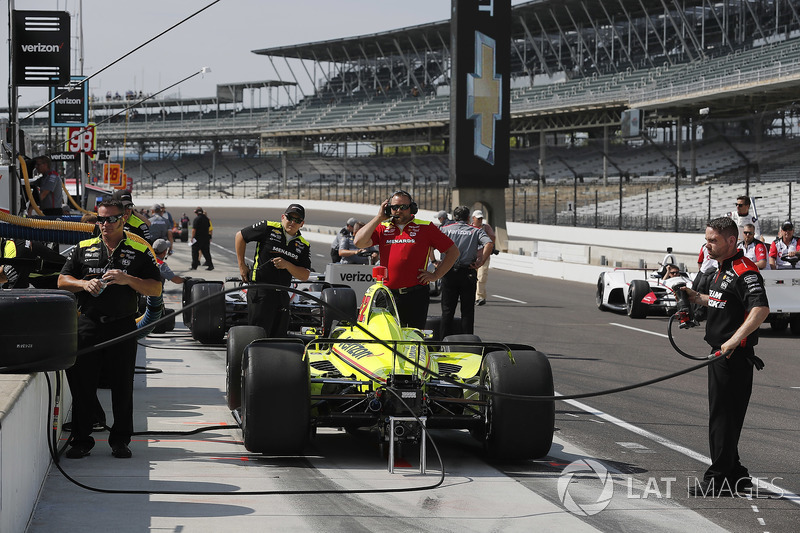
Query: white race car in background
596 252 694 319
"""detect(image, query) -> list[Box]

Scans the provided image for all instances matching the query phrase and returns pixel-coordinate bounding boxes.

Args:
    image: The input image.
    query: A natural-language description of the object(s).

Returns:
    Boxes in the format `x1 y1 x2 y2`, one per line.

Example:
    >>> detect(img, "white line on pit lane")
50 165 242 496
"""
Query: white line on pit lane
610 322 668 338
559 393 800 504
492 294 527 304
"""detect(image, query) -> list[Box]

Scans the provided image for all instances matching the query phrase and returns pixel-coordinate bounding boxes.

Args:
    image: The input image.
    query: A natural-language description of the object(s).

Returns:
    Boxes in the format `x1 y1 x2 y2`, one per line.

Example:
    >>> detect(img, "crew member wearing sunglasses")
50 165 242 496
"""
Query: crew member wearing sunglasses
235 203 311 336
354 191 459 329
58 199 162 460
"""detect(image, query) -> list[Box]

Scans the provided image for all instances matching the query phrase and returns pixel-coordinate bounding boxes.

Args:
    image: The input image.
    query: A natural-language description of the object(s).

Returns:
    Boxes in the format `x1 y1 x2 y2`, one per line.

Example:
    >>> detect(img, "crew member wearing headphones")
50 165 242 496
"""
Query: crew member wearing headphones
354 191 459 329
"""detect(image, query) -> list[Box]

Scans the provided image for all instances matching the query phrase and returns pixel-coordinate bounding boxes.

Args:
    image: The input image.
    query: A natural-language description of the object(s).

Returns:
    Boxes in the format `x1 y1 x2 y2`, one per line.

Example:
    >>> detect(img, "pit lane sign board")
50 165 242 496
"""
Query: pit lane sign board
449 0 510 189
66 123 96 159
50 76 89 127
12 11 70 87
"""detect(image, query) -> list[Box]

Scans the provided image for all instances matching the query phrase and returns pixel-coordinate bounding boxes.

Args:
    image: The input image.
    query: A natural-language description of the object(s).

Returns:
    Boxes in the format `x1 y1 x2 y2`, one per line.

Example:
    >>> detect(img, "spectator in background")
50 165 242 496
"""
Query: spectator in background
738 223 767 269
34 156 65 216
339 222 378 264
152 239 186 285
191 207 213 271
331 217 357 263
726 196 762 242
769 221 799 269
471 210 496 306
148 204 171 247
435 210 454 227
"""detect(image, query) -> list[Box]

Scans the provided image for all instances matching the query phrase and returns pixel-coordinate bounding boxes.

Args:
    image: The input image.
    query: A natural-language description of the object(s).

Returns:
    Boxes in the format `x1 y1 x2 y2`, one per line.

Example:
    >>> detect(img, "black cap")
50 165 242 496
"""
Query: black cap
112 190 133 207
782 221 794 231
285 203 305 220
194 207 204 214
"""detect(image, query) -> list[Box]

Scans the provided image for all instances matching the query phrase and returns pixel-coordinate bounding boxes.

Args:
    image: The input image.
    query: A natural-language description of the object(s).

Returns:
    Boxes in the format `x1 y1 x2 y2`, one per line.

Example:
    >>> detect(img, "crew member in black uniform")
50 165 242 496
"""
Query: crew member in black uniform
439 206 493 337
1 237 66 288
58 199 162 459
234 203 311 336
191 207 214 270
683 216 769 496
112 190 151 242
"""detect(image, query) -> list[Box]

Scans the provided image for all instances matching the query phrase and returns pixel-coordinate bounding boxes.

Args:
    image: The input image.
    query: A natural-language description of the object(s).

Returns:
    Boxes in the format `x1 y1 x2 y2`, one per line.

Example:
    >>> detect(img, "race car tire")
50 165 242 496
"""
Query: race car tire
190 281 226 344
226 325 266 410
790 314 800 335
321 287 357 335
180 228 188 242
153 308 176 334
478 350 554 461
596 274 606 310
770 316 789 332
441 334 482 354
425 316 462 341
626 279 650 319
181 277 206 328
241 339 310 454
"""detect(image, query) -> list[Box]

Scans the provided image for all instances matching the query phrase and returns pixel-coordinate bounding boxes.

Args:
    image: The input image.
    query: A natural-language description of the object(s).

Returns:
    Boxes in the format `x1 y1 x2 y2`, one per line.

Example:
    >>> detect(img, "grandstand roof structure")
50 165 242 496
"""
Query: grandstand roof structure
9 0 800 190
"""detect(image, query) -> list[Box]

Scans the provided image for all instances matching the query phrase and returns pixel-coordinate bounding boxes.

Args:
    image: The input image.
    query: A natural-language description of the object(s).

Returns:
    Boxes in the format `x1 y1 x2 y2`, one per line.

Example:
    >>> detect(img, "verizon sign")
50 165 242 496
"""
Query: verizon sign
13 10 70 87
51 76 89 126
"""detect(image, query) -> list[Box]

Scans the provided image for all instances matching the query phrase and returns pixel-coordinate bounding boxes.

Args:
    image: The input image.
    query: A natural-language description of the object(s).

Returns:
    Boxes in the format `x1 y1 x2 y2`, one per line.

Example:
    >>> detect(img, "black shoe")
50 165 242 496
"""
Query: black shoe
111 443 132 459
65 442 93 459
190 266 198 270
64 421 105 432
205 266 214 271
476 298 486 306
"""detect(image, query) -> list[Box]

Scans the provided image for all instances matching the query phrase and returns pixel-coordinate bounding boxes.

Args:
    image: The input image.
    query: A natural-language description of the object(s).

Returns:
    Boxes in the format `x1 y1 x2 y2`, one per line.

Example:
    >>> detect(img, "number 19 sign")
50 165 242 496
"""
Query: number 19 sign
66 123 96 159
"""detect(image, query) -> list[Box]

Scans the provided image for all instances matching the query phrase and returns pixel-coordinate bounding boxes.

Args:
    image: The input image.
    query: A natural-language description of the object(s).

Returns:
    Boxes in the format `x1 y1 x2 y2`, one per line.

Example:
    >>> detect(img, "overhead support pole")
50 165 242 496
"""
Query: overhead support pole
267 55 295 106
359 44 389 99
519 17 551 77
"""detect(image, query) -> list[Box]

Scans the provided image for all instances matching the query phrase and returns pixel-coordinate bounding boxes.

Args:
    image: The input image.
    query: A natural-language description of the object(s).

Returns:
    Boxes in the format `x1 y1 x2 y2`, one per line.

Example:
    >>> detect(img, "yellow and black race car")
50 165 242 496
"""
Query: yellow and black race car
225 266 555 461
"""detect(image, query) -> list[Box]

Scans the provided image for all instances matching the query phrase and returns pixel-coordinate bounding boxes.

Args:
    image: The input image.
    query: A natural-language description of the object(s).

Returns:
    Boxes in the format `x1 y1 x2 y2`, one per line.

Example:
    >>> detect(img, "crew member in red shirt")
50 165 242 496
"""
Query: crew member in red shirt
355 191 459 329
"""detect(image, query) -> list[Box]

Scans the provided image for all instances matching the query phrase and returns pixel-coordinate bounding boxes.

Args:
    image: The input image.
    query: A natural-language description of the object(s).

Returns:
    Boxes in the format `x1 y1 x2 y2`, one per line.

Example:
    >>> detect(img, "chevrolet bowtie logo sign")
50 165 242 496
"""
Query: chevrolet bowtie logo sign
466 31 502 165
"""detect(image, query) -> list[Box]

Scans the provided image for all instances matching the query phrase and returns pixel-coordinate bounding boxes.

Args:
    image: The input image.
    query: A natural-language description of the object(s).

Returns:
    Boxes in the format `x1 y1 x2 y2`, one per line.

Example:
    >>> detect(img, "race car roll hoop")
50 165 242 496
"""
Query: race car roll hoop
0 266 741 498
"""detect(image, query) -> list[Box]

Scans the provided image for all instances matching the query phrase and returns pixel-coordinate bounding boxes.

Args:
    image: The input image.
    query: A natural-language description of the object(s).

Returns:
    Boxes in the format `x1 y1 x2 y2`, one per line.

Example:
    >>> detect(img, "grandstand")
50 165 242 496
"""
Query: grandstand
8 0 800 233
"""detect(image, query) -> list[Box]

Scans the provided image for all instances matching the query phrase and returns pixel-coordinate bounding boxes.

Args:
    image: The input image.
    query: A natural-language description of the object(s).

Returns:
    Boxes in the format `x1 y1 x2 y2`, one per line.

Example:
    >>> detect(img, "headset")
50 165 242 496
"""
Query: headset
384 190 418 216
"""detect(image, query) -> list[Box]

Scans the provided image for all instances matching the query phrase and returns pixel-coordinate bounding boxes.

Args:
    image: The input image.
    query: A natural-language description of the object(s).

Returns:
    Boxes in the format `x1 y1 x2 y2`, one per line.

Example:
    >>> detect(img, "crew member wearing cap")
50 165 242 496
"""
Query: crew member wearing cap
112 190 152 242
234 204 311 336
191 207 213 271
354 191 458 330
471 209 496 306
439 206 493 337
331 217 357 263
769 221 800 269
435 210 454 227
152 239 187 285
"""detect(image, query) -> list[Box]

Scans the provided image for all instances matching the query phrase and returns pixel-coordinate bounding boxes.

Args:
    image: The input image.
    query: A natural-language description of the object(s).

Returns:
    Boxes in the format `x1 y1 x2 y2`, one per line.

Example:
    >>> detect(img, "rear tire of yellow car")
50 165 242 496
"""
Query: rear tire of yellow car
241 339 310 454
226 325 266 410
480 350 554 461
321 287 358 335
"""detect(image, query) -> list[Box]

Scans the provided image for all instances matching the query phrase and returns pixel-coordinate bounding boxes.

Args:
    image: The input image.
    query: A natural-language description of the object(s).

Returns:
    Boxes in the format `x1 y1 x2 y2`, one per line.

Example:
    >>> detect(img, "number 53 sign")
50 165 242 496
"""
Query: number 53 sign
66 123 97 159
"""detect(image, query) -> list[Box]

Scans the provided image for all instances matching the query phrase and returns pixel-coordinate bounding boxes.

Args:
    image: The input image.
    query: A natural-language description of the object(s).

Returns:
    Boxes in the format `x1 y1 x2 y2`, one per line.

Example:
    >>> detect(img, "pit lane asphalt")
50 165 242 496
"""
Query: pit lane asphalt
27 207 799 532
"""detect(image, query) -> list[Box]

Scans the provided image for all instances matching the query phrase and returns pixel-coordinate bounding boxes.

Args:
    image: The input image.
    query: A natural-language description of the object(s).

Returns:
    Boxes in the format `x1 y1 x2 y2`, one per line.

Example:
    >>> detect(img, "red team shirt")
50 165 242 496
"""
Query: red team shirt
371 219 454 290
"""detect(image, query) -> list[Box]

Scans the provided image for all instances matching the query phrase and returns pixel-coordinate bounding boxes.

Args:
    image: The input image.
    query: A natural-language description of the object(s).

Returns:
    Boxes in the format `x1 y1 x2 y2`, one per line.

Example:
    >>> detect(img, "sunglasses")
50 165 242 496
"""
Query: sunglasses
735 203 746 207
390 204 410 211
285 214 303 224
667 271 679 276
96 215 122 224
743 231 753 235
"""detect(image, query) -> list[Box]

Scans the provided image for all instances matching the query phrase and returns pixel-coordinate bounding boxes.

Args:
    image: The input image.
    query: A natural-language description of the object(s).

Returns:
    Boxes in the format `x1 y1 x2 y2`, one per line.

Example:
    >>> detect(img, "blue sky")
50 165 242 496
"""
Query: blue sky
3 1 525 108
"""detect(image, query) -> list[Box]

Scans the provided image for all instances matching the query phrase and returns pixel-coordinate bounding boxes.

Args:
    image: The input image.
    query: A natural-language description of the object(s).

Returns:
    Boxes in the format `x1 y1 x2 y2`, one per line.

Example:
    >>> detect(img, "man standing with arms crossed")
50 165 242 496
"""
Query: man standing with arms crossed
471 209 496 306
354 191 459 330
235 204 311 337
683 217 769 496
439 206 493 338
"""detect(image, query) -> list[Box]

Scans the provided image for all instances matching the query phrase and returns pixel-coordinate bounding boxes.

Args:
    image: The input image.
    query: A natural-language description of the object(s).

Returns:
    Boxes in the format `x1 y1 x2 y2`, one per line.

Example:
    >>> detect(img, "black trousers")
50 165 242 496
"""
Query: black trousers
440 268 477 337
391 285 430 330
66 315 137 448
247 286 290 337
705 346 754 484
191 239 212 268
